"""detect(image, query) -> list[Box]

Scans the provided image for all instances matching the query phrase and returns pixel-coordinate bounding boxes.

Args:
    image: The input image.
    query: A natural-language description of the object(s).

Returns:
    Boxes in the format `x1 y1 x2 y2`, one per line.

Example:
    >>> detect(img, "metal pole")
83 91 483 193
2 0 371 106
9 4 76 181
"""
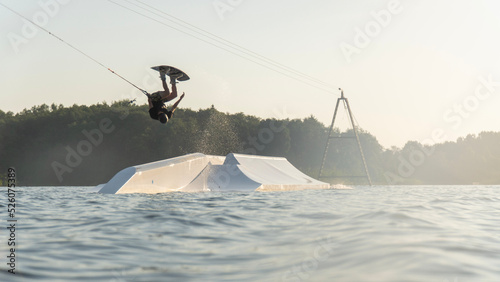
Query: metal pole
318 97 342 179
344 98 373 185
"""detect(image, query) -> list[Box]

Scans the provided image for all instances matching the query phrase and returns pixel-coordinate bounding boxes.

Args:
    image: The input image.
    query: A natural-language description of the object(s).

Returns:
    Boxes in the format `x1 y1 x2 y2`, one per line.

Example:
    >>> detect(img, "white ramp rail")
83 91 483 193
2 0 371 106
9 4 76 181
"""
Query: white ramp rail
96 153 329 194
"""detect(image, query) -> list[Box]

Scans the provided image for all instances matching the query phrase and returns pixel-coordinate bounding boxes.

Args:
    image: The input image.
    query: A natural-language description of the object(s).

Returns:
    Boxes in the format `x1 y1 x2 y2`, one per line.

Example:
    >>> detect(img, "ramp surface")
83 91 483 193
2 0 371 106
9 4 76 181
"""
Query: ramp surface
96 153 328 194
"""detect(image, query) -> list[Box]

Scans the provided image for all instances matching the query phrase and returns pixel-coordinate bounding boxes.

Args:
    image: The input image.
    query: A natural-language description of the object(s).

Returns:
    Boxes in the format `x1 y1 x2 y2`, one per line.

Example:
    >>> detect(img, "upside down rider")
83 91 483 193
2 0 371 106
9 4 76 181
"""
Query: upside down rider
147 71 185 124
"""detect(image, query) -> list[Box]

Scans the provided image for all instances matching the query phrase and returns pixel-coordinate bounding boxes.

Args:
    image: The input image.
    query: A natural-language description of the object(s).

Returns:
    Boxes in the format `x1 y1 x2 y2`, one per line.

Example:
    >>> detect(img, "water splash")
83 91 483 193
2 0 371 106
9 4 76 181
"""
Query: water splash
194 109 242 155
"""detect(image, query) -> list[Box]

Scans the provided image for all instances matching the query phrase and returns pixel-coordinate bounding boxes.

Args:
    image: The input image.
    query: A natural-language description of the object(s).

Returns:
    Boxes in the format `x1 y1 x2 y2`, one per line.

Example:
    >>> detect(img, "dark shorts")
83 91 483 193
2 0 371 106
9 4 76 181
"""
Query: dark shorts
149 107 172 120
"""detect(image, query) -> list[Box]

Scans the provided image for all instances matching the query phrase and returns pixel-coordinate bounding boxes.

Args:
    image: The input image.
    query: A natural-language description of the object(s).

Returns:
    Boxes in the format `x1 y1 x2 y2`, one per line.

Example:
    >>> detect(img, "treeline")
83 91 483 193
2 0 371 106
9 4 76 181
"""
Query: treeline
1 102 499 186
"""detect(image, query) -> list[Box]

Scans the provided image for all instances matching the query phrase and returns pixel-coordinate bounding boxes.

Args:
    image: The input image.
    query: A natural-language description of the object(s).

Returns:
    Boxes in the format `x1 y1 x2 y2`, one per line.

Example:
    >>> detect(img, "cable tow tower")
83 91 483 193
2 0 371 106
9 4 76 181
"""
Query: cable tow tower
318 88 372 185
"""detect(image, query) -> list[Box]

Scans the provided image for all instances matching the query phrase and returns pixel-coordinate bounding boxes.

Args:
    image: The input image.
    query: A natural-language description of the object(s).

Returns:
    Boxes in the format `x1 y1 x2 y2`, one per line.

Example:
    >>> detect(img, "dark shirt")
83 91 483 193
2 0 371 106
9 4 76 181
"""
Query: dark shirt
149 101 164 119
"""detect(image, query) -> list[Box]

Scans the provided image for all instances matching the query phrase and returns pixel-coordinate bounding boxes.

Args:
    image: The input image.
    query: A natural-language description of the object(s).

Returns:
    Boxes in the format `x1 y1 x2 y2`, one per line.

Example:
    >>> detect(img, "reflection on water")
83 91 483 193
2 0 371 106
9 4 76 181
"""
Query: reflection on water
2 186 499 281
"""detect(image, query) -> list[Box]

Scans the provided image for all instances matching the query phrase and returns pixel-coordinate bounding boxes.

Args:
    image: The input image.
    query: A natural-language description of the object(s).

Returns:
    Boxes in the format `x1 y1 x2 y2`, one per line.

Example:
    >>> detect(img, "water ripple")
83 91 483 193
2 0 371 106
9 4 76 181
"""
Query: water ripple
4 185 500 281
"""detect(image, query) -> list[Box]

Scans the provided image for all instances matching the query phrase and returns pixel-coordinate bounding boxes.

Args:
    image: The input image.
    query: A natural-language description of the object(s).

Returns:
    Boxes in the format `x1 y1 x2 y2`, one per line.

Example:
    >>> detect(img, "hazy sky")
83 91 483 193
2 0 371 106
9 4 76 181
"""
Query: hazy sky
1 0 500 148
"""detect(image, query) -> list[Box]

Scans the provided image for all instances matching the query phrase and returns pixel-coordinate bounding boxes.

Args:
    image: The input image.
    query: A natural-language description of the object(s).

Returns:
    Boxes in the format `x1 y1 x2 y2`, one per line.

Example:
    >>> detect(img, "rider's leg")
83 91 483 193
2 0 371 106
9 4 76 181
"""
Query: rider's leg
160 73 171 99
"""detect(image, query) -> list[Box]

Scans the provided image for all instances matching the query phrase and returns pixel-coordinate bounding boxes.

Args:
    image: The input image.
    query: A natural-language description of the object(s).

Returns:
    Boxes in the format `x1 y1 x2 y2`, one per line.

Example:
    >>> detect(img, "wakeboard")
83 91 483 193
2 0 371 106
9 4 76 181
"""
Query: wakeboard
151 65 190 81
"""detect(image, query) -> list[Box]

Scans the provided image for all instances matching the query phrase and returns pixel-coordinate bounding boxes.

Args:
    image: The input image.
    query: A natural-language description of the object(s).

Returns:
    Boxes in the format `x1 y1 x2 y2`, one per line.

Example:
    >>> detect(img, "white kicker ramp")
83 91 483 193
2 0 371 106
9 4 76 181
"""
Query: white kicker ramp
96 153 329 194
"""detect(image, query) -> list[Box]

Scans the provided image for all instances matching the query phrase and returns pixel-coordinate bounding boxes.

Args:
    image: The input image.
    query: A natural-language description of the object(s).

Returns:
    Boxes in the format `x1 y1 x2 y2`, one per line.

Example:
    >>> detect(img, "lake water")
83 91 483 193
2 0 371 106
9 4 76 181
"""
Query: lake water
1 186 499 281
